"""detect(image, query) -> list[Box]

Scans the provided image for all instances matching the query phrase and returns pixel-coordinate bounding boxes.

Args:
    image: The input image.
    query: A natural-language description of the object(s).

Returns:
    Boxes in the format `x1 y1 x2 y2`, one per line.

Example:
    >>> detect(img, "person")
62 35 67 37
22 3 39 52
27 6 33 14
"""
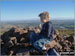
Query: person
29 11 60 56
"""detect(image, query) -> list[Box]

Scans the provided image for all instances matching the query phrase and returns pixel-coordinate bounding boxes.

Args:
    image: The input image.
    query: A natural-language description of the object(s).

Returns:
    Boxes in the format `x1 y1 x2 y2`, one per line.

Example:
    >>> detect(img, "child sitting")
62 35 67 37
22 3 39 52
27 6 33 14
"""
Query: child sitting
29 12 60 56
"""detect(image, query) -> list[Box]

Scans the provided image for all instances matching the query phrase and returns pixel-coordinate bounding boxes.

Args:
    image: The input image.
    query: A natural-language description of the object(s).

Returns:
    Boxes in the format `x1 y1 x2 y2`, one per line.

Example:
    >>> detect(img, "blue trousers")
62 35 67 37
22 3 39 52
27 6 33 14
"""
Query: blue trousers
29 32 53 45
29 32 60 56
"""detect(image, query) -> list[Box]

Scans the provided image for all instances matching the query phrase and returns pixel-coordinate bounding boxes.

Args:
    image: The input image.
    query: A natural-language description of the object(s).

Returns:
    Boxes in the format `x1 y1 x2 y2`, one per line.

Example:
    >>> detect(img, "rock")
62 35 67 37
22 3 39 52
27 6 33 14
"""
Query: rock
1 27 74 55
66 35 74 43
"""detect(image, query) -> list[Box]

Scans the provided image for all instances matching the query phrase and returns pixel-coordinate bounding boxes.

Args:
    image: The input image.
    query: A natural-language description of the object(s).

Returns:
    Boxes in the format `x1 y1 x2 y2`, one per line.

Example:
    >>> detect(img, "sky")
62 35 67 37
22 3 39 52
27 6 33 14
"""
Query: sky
1 1 74 21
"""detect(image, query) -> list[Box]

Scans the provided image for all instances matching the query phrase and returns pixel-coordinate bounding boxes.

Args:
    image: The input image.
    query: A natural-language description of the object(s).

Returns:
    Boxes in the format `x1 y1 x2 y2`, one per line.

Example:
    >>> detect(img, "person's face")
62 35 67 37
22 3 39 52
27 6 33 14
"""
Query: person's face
41 19 47 23
40 17 47 23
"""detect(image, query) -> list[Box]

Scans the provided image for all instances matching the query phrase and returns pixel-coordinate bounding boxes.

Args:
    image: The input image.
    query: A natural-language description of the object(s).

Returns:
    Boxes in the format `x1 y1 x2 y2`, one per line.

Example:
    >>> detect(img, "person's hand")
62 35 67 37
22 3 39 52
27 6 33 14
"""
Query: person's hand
45 44 51 50
9 50 14 56
45 40 57 50
24 43 30 47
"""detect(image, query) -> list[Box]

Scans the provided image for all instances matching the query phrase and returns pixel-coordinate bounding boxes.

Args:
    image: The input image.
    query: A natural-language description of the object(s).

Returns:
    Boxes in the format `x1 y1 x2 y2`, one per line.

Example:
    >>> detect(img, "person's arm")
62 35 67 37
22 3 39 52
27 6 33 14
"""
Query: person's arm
39 24 44 35
47 23 52 37
46 22 54 40
45 22 57 49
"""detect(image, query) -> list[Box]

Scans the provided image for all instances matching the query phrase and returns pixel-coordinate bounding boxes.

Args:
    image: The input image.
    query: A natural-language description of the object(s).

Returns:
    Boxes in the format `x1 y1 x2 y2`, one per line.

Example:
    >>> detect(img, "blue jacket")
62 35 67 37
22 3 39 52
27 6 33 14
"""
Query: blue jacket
39 21 54 40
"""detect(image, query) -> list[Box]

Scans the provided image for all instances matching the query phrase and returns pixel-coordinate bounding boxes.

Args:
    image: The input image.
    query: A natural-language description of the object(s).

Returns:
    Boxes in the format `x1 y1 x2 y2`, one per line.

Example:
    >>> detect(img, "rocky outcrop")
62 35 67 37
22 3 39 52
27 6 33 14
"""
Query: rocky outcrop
1 27 74 56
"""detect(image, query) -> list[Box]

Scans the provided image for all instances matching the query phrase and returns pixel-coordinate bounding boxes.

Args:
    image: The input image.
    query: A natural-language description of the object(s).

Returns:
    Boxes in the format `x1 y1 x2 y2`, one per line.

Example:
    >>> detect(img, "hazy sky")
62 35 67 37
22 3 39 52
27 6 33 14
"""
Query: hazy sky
1 1 74 21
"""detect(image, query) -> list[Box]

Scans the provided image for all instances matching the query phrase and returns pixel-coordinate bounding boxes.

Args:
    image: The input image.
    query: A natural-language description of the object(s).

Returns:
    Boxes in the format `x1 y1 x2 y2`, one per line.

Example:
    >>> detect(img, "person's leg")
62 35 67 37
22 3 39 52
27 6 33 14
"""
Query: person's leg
47 48 60 56
29 32 38 44
33 38 50 52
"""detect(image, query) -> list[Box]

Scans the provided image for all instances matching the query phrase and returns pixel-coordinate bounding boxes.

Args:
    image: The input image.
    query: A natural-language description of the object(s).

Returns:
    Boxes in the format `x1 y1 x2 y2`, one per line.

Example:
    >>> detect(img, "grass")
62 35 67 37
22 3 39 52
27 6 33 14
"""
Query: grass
0 32 4 35
58 29 74 37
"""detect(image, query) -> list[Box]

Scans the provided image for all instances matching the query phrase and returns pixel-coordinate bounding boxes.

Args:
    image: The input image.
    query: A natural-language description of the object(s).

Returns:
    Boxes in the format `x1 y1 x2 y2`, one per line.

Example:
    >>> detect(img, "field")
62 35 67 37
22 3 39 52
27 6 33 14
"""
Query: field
0 19 74 35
